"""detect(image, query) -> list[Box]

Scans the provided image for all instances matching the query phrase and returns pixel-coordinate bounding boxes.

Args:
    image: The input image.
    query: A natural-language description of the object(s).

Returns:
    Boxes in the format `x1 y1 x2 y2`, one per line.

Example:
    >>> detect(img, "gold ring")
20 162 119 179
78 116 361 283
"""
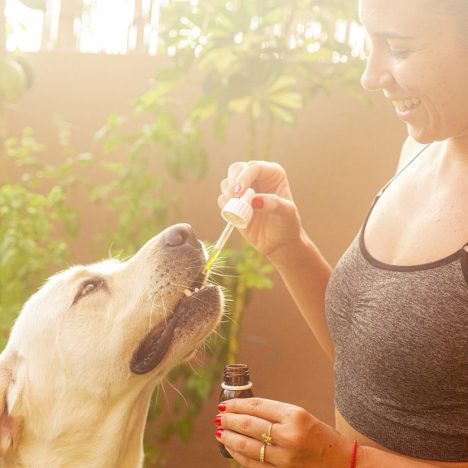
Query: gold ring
261 422 274 445
259 443 266 463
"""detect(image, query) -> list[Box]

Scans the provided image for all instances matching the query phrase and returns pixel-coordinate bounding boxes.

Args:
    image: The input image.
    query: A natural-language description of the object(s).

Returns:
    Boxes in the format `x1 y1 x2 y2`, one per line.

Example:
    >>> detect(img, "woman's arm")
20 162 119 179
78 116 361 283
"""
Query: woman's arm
267 230 334 361
218 161 335 360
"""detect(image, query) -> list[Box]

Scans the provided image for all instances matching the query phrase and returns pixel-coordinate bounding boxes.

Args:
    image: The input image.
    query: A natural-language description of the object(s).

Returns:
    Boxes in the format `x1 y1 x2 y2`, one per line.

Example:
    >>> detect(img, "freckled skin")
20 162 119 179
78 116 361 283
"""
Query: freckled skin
360 0 468 144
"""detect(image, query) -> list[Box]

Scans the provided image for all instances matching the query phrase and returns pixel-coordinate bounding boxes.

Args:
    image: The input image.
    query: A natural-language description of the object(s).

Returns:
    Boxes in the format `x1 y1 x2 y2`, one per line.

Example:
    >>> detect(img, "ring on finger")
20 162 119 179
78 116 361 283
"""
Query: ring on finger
261 422 274 445
259 443 266 464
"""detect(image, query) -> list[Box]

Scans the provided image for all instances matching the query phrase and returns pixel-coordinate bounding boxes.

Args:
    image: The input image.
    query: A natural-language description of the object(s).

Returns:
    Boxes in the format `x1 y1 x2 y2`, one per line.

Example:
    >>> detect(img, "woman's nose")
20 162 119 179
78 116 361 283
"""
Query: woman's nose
360 50 394 91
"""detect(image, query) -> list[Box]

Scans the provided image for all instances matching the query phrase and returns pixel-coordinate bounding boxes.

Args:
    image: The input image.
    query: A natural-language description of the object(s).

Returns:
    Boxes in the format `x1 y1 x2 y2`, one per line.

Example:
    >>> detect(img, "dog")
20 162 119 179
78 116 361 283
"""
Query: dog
0 224 223 467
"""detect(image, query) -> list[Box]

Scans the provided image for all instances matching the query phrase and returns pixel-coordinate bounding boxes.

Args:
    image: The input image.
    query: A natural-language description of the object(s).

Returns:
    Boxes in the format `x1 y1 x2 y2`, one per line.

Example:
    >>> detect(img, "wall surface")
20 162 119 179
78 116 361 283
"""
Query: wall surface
6 52 406 467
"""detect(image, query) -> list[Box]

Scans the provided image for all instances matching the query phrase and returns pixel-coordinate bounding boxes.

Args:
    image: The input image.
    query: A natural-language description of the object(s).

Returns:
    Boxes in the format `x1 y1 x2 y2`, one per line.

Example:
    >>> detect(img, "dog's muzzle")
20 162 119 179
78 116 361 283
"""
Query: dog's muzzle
130 224 222 375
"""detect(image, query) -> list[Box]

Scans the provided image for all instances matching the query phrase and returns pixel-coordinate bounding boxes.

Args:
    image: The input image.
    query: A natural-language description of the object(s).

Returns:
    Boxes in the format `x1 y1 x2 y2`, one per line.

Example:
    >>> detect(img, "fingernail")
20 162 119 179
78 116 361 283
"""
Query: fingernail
234 183 241 194
214 415 222 425
252 197 264 209
215 428 224 438
217 403 227 412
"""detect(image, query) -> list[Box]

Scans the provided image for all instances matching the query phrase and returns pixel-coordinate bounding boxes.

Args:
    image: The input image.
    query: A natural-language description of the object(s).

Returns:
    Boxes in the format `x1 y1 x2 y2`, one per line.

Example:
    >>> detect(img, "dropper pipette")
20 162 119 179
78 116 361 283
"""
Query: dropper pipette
202 188 255 276
202 223 234 275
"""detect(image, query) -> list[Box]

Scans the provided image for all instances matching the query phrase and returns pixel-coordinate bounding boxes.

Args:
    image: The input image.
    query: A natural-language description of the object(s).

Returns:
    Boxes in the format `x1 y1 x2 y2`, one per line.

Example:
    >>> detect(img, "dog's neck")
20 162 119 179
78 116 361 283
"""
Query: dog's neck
9 379 155 468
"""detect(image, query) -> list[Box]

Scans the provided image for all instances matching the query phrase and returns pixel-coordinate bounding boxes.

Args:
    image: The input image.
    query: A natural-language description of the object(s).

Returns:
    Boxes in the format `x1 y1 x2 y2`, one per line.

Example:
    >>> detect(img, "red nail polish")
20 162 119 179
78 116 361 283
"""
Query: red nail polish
214 415 222 425
217 403 226 412
252 197 264 209
215 428 224 438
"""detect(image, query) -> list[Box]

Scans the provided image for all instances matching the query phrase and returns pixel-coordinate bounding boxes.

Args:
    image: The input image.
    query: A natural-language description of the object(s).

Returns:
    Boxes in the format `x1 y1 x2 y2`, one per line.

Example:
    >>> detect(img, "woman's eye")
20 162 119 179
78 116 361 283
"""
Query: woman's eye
389 49 410 59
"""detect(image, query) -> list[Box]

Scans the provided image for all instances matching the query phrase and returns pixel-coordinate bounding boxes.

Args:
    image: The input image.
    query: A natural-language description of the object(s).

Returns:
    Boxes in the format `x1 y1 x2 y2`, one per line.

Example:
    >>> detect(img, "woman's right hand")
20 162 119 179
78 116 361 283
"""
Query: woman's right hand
218 161 304 259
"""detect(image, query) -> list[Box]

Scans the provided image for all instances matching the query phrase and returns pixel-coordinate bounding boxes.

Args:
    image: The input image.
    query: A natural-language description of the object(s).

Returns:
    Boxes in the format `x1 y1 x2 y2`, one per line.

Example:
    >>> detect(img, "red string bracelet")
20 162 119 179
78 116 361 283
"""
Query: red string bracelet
350 440 358 468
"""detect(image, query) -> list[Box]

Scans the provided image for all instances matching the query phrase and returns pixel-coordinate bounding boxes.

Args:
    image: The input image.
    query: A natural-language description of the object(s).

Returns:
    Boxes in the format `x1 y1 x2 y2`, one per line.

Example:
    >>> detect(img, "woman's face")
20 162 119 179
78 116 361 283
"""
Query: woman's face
360 0 468 144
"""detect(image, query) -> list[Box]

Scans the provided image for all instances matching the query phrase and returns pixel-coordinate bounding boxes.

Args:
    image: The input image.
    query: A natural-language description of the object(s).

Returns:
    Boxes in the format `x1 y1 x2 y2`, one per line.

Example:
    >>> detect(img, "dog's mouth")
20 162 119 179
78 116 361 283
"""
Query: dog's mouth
130 272 221 375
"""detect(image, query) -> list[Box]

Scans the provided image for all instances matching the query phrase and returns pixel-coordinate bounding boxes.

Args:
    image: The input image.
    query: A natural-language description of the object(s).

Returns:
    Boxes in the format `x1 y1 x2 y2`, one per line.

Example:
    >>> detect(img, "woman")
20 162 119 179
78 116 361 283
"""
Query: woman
213 0 468 466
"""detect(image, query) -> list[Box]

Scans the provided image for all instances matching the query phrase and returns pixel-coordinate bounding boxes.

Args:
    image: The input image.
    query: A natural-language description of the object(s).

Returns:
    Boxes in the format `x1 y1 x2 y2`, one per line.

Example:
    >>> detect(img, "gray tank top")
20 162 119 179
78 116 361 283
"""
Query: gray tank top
325 146 468 461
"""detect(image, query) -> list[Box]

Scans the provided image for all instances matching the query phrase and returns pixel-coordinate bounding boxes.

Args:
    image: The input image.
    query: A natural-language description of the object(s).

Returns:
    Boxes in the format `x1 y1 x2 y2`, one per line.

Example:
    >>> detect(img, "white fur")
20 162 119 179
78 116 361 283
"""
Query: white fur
0 226 222 467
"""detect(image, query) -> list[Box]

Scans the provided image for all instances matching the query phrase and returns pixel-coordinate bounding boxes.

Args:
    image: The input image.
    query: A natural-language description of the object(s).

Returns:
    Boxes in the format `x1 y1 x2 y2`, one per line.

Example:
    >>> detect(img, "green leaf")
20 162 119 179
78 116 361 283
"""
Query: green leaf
189 95 217 122
268 103 295 124
228 96 251 113
269 91 303 109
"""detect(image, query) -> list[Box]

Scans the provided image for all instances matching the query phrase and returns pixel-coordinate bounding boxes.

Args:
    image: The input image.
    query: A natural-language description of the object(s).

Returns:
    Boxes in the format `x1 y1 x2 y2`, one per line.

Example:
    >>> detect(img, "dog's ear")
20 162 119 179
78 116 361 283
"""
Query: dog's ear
0 354 23 456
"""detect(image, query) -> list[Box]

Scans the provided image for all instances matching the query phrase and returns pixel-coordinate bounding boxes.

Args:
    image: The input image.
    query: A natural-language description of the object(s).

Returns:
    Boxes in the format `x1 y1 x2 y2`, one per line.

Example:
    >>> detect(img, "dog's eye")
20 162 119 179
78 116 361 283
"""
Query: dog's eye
73 278 104 304
82 281 99 295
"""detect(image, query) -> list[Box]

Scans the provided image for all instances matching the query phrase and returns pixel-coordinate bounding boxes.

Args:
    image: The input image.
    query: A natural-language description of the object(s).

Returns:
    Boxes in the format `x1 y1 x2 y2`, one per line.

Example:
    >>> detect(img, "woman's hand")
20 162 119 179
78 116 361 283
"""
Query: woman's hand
218 161 304 259
214 397 352 468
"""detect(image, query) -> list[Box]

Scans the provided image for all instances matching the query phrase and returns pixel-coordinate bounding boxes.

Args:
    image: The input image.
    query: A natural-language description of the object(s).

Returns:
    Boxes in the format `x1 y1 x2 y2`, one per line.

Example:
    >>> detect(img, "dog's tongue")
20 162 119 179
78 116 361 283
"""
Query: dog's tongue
130 286 219 375
130 312 179 375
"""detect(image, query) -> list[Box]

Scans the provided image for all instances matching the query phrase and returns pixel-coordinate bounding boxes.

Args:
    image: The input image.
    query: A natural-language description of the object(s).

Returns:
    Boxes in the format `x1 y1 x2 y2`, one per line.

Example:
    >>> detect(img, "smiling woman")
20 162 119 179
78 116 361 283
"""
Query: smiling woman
213 0 468 466
360 0 468 144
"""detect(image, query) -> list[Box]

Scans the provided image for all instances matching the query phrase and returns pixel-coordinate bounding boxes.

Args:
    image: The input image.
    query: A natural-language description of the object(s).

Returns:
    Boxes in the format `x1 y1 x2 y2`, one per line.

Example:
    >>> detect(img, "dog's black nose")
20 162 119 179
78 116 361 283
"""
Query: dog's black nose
164 223 197 247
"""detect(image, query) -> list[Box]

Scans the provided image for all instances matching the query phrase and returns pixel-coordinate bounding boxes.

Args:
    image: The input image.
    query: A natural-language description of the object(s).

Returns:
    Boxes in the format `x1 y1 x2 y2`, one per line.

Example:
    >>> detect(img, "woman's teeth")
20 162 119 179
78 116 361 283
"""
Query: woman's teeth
392 98 421 112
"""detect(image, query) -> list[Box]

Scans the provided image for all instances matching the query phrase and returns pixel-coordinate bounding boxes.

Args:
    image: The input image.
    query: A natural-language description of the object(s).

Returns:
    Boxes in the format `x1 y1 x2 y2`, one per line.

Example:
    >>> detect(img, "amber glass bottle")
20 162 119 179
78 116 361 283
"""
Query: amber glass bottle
218 364 254 458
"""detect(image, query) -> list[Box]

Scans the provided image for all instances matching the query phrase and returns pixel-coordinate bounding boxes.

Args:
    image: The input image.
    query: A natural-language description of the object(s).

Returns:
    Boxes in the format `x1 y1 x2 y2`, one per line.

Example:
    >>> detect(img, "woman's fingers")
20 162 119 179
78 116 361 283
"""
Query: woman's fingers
227 448 275 468
218 428 281 467
226 160 287 197
218 413 279 444
251 193 297 217
217 191 296 218
221 397 298 423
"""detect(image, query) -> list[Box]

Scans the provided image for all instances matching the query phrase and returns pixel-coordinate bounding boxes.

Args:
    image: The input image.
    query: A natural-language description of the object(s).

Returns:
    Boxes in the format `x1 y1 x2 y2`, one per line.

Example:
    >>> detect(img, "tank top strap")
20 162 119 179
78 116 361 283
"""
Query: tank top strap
374 143 432 201
362 143 432 235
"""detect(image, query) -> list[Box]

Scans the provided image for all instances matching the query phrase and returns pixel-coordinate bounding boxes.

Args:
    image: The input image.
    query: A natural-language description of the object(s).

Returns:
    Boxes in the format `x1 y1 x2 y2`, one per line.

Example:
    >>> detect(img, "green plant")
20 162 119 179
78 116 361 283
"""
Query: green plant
155 0 362 159
0 125 91 348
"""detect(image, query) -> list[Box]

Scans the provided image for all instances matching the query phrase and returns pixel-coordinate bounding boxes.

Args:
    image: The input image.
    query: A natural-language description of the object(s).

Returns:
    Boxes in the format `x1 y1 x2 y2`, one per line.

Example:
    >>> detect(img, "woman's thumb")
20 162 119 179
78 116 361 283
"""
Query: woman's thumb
251 193 296 217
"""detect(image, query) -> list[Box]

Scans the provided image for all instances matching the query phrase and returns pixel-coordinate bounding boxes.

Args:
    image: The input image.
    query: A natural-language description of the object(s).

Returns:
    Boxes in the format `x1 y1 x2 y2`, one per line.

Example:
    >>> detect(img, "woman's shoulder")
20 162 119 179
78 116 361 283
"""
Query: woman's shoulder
396 136 428 173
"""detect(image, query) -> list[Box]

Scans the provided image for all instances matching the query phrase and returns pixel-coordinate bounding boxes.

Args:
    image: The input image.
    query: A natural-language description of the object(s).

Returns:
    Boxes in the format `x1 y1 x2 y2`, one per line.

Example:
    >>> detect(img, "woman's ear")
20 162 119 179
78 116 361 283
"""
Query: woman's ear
0 354 23 456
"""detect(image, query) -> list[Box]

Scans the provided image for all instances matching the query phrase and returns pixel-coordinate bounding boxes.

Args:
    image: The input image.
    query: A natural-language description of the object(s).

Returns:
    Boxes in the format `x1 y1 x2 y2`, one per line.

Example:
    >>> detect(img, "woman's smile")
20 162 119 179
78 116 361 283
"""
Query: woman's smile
391 97 421 113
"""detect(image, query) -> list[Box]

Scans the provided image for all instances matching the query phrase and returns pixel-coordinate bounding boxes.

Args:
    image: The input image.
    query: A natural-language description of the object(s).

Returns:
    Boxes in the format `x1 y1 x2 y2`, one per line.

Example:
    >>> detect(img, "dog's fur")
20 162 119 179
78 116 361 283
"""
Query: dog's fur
0 224 222 467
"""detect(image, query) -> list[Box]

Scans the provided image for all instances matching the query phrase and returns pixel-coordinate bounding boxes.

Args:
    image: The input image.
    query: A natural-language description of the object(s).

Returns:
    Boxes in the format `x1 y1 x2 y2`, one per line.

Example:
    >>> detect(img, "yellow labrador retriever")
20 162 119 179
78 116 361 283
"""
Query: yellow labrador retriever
0 224 223 467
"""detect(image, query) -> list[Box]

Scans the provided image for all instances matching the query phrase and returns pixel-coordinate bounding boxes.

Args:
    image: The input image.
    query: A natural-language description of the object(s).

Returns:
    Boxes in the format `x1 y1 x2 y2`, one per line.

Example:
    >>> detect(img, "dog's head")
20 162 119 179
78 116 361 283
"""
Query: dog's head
0 224 222 454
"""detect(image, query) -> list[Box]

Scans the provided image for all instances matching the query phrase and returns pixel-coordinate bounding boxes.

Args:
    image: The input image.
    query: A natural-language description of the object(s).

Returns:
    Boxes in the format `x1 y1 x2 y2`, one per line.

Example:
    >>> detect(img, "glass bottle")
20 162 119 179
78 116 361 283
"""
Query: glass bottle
218 363 254 458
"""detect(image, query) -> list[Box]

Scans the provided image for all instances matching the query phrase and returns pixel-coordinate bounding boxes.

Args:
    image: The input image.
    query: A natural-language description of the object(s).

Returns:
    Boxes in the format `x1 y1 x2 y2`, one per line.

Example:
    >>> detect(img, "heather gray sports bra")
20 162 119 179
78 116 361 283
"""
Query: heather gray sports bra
325 146 468 461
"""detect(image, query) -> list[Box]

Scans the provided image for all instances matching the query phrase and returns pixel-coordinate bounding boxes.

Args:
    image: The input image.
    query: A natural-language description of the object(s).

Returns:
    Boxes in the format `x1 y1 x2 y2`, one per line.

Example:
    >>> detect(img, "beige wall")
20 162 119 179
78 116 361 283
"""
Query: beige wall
6 52 406 467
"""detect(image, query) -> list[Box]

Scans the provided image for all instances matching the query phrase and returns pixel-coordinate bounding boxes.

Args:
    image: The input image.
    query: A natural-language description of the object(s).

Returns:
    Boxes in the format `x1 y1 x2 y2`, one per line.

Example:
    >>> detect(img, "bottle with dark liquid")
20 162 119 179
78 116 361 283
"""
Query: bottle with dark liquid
218 364 254 458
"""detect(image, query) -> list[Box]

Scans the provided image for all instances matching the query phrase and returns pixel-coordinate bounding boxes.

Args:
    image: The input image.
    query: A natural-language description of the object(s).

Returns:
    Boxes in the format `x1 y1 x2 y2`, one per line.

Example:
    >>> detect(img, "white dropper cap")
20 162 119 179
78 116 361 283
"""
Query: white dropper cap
202 188 256 275
221 187 255 229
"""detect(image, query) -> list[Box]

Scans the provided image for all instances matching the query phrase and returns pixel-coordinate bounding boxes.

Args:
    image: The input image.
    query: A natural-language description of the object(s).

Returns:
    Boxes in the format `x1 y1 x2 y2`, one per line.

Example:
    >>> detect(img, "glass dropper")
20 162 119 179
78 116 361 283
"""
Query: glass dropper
202 188 255 276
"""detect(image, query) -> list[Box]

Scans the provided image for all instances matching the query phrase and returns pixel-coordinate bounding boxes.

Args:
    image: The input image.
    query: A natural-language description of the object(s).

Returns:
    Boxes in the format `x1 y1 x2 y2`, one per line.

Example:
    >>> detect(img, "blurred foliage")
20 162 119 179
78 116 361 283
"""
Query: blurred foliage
0 125 91 347
1 0 362 465
155 0 362 158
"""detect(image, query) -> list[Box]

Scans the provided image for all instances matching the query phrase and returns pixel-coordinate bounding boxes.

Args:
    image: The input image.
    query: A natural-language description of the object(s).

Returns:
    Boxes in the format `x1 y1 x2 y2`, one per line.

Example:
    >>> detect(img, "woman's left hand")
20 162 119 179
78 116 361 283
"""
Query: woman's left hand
214 397 353 468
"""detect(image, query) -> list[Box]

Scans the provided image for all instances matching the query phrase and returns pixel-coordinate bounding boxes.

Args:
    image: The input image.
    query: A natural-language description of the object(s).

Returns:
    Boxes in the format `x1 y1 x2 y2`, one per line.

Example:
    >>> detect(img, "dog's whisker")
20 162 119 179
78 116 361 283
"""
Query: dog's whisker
158 380 172 411
166 378 189 408
211 329 227 340
148 294 159 329
187 359 203 376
